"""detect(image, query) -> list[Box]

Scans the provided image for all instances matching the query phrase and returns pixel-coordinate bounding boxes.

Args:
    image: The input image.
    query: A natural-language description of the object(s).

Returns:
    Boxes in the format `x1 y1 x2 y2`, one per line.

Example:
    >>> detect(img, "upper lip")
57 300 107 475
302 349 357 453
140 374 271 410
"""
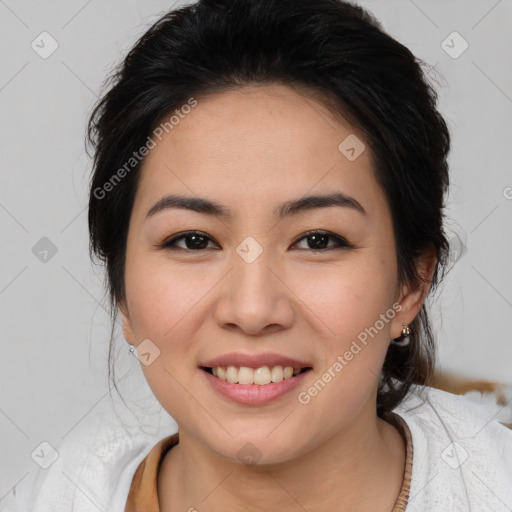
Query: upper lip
200 352 312 369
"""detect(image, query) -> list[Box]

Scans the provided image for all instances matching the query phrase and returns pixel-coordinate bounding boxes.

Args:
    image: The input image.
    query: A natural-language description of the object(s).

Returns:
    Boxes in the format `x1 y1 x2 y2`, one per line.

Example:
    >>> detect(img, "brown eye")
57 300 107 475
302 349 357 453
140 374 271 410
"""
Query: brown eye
159 230 353 253
161 231 218 251
292 230 353 251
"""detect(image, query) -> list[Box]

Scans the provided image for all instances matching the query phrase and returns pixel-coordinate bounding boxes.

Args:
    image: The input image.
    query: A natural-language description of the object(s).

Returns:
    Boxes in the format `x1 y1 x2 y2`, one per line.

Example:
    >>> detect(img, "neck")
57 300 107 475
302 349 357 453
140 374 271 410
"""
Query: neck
157 404 405 512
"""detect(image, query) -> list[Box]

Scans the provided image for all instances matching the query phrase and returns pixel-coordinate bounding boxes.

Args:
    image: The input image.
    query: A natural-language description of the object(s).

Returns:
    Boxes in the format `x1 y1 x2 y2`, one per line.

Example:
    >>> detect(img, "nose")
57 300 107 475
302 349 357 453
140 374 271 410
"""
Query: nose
213 246 295 336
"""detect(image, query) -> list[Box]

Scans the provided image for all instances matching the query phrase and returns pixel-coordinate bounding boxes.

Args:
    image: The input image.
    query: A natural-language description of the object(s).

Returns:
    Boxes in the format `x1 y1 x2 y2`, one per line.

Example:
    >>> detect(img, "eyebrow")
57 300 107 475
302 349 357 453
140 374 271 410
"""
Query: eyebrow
145 192 367 220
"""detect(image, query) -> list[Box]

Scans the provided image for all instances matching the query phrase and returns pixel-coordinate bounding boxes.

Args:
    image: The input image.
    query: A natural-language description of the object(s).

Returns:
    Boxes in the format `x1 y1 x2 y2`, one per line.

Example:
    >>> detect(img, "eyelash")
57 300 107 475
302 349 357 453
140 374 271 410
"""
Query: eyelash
159 230 354 253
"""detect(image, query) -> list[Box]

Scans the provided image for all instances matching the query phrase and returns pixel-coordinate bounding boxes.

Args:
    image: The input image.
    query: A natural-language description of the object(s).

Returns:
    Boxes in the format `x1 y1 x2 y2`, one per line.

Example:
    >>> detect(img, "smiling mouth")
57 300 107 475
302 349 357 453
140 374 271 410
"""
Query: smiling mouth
201 365 313 385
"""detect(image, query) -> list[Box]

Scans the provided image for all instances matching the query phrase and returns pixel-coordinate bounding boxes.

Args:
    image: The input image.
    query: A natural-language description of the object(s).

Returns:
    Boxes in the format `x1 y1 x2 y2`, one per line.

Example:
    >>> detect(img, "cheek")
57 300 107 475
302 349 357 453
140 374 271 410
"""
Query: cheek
125 254 208 341
124 259 210 411
290 258 397 410
293 267 396 430
289 258 397 346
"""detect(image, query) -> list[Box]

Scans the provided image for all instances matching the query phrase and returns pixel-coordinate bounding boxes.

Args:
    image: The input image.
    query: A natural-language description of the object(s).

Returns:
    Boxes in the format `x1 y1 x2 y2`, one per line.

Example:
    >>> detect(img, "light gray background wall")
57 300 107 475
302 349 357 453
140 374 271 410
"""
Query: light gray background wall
1 0 511 503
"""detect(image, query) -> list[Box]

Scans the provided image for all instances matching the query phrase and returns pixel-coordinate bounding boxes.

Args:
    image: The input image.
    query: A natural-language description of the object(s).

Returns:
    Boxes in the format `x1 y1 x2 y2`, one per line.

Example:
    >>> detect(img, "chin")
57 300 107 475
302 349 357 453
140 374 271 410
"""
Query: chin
202 428 304 467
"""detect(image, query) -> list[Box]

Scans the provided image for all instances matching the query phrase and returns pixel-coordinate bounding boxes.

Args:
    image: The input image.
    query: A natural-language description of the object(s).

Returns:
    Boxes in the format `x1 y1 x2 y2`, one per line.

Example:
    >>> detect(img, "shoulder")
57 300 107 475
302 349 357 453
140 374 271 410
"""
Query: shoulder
396 383 512 436
393 384 512 511
1 394 176 512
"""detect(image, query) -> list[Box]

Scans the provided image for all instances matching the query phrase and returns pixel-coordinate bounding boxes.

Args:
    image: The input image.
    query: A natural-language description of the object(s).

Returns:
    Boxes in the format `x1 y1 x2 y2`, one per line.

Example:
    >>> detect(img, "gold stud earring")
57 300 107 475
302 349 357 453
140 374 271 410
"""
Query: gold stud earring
401 323 411 337
391 322 411 346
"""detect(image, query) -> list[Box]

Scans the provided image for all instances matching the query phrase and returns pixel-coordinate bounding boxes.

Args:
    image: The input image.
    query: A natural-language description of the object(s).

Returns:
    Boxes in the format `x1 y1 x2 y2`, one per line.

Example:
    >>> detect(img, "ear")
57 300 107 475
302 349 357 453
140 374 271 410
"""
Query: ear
119 300 136 345
390 243 437 340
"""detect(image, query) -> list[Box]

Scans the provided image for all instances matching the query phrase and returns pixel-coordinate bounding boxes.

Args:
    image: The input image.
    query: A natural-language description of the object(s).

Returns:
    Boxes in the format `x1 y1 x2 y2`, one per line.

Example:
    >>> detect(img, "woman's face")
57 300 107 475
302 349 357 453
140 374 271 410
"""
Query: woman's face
121 84 426 464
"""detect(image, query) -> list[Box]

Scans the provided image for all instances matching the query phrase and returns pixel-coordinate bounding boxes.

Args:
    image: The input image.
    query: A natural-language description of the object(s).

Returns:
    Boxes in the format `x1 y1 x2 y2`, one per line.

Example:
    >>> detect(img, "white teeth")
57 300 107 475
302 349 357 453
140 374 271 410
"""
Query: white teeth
238 366 254 385
209 365 306 385
253 366 272 385
271 365 284 382
226 365 238 383
217 366 226 380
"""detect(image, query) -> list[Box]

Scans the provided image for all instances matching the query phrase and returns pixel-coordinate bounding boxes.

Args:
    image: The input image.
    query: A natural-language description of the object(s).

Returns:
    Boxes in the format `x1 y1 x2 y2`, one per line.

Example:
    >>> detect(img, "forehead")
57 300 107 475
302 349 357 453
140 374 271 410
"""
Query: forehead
133 84 387 220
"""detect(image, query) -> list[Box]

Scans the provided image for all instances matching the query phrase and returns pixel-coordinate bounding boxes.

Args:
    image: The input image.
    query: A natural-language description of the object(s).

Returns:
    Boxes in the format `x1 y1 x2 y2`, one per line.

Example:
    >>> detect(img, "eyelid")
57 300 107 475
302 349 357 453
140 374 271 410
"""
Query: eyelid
159 230 219 250
291 230 354 250
158 229 354 251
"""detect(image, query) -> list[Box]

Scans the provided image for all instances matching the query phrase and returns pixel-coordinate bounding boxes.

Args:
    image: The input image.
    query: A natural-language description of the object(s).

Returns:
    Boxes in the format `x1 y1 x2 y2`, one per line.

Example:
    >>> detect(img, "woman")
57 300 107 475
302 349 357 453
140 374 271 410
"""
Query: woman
11 0 512 510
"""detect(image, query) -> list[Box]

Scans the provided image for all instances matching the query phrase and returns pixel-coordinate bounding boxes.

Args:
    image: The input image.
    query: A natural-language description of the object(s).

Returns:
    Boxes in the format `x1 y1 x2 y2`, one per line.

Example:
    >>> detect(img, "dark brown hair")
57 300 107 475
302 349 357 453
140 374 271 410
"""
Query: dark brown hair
86 0 451 415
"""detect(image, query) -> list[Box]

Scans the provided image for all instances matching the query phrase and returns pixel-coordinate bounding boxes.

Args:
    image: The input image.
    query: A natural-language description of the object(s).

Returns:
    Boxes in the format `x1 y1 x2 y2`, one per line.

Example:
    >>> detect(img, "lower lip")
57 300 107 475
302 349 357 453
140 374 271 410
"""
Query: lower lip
201 368 312 405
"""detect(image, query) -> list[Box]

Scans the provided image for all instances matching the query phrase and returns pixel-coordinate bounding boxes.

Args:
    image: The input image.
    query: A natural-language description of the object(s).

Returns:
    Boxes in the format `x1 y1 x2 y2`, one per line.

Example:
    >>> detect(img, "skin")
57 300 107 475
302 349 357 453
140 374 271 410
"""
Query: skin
120 83 437 511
